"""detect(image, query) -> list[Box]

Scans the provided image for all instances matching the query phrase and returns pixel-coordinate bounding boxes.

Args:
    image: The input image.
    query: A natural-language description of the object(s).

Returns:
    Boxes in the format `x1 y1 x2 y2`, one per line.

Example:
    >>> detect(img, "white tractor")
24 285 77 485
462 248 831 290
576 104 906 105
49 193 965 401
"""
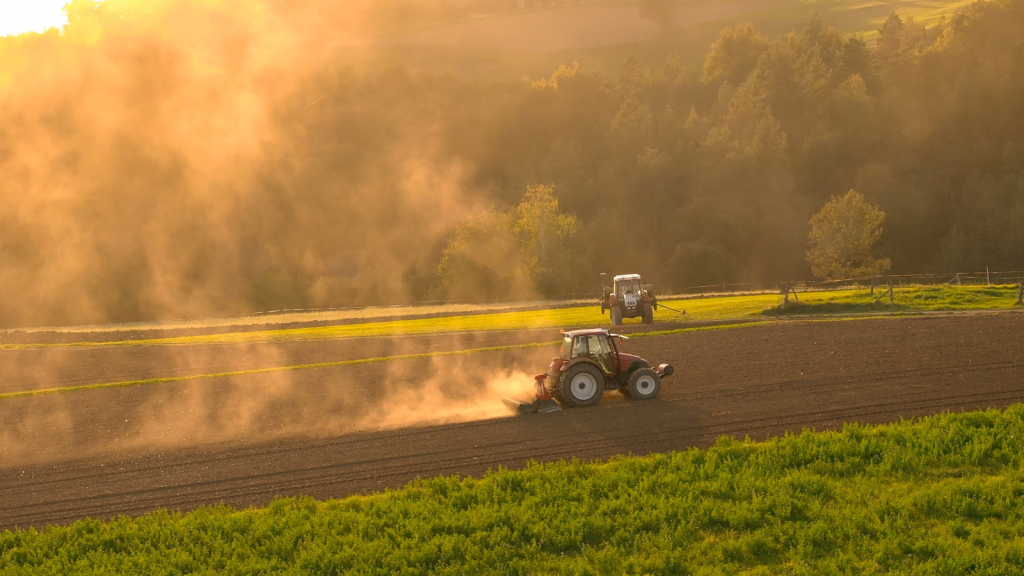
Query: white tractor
600 273 656 325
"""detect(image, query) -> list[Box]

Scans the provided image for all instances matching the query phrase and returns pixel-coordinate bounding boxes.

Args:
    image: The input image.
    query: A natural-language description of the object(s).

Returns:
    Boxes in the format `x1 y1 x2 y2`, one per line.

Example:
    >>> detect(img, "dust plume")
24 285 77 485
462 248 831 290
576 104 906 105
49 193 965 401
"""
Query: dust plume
0 0 479 329
0 337 554 466
360 360 540 431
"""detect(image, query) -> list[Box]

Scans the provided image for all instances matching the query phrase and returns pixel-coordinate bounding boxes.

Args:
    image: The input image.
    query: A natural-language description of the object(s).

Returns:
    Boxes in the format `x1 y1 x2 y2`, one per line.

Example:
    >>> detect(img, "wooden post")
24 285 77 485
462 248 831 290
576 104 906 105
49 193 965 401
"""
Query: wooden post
870 276 876 296
1017 280 1023 305
888 277 894 304
986 266 991 287
790 282 800 302
956 273 961 286
780 282 789 308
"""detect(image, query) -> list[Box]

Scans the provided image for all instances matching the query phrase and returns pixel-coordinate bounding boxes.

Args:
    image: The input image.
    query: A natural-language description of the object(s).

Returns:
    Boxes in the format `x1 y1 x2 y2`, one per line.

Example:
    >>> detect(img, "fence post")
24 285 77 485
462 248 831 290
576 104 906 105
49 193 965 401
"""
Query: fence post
889 277 894 304
956 273 961 286
779 282 789 308
870 276 876 296
987 266 991 287
1017 280 1023 305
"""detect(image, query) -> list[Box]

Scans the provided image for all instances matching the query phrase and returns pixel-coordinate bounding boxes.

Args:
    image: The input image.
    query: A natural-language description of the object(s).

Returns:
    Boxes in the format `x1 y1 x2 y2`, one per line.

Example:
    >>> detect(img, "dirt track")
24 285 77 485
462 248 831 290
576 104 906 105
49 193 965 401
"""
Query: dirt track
1 313 1022 530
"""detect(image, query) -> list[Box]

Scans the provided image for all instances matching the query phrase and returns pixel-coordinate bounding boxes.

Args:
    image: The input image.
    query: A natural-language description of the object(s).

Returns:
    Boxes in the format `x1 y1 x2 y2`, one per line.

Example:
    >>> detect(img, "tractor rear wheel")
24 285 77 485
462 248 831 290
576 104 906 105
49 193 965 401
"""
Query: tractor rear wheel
557 363 605 407
642 303 653 324
624 368 661 400
610 307 623 325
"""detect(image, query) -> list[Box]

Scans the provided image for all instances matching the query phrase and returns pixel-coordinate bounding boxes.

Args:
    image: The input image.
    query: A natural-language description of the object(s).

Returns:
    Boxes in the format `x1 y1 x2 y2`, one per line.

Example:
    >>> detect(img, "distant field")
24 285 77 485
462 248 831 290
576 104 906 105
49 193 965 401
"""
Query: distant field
4 299 589 336
372 0 769 52
765 284 1021 315
4 285 1018 349
6 404 1024 573
355 0 975 78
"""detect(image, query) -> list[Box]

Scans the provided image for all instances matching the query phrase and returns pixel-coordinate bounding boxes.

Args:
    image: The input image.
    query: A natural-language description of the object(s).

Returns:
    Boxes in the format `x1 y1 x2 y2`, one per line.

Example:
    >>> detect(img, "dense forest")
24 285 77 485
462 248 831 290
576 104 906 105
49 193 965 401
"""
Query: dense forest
0 0 1022 327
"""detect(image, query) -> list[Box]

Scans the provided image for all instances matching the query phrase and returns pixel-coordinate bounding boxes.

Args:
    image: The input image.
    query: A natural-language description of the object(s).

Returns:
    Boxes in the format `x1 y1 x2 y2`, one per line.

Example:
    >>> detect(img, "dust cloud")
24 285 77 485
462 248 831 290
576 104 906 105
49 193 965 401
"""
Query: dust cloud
0 0 559 467
0 337 554 467
0 0 484 329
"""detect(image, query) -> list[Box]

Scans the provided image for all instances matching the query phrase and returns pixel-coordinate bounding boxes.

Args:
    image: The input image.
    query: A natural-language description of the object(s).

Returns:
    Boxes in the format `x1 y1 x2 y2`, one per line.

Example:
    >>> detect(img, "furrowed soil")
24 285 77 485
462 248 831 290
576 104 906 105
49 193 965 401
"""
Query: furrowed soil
0 319 731 394
0 312 1021 530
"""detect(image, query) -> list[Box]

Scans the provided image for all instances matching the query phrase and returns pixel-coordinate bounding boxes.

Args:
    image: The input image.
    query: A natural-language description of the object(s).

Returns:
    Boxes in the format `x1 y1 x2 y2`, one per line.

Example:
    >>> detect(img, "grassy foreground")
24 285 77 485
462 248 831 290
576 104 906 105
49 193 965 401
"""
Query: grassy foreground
4 407 1024 574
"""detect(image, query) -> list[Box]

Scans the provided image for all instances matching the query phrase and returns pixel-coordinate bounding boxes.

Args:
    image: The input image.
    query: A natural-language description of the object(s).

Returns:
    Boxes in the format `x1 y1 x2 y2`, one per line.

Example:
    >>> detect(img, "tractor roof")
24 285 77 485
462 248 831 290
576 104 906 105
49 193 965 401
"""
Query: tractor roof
561 328 610 338
561 328 627 339
613 274 641 281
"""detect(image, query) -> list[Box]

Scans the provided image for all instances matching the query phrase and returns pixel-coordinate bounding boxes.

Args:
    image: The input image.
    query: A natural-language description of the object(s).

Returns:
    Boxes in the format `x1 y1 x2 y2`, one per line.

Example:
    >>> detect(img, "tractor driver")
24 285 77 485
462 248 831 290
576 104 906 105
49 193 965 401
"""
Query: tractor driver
586 335 617 375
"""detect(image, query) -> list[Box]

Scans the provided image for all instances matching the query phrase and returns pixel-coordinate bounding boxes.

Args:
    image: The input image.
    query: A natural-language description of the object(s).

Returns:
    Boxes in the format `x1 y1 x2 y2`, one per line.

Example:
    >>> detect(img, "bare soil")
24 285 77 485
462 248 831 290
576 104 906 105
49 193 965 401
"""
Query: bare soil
1 313 1022 530
0 319 741 394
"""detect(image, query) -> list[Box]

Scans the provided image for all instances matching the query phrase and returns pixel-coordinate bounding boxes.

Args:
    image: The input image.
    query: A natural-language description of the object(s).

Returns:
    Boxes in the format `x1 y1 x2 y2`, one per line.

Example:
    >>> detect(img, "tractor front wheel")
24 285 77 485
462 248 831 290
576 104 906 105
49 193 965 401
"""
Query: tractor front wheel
610 307 623 325
642 303 653 324
624 368 661 400
557 363 605 407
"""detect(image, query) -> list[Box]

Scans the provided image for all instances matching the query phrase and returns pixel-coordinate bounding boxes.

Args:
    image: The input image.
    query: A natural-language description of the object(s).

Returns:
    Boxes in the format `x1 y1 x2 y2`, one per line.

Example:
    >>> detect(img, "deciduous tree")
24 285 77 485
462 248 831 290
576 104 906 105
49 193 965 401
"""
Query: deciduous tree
807 190 891 279
437 185 577 301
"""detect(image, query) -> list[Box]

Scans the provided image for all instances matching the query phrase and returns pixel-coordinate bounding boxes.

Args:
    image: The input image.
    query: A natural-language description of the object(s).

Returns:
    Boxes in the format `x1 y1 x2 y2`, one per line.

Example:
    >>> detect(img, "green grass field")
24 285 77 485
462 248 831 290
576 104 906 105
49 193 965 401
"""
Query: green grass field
6 285 1016 349
765 285 1023 316
5 405 1024 574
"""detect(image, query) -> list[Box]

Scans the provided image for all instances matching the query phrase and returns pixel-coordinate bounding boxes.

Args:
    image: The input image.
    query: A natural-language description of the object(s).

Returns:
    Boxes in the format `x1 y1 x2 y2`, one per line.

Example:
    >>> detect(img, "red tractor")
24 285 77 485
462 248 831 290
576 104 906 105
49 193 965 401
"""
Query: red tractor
503 328 674 413
601 273 657 325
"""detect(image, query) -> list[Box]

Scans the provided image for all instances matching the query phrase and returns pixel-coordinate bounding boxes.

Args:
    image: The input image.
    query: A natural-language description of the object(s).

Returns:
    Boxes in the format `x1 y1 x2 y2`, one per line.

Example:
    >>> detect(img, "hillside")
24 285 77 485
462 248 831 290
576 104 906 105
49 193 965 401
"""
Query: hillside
355 0 974 78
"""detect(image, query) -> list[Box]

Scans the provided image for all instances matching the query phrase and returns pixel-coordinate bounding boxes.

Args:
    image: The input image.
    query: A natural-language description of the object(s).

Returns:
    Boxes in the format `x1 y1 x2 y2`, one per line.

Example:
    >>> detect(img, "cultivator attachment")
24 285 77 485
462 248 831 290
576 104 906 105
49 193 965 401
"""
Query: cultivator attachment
502 374 561 415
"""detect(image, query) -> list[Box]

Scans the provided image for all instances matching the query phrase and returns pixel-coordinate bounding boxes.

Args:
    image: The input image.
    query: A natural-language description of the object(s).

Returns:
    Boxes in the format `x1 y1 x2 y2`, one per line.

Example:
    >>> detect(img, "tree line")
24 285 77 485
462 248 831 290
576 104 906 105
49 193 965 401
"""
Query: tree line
436 1 1024 300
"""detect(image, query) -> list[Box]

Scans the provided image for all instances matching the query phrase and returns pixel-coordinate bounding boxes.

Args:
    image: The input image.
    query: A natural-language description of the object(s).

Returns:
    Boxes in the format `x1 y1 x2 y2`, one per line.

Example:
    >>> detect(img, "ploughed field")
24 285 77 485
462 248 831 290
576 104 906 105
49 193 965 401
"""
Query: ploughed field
0 312 1022 530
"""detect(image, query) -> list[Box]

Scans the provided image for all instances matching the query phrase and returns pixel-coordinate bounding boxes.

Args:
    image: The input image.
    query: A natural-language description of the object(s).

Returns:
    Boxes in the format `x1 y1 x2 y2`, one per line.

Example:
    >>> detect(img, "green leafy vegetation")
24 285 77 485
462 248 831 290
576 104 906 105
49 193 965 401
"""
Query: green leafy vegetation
5 405 1024 574
807 190 891 280
437 184 581 302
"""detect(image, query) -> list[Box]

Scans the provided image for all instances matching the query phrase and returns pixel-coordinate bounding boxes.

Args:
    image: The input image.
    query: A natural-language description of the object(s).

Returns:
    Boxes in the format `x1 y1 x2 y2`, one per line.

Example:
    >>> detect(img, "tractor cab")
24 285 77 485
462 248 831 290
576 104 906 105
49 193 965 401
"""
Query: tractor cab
560 330 619 375
614 275 643 303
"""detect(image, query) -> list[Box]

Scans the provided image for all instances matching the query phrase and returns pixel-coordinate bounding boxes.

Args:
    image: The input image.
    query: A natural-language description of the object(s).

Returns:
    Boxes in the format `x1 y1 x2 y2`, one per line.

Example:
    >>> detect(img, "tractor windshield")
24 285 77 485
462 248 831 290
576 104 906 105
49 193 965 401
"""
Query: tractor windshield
560 335 573 359
616 280 641 296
